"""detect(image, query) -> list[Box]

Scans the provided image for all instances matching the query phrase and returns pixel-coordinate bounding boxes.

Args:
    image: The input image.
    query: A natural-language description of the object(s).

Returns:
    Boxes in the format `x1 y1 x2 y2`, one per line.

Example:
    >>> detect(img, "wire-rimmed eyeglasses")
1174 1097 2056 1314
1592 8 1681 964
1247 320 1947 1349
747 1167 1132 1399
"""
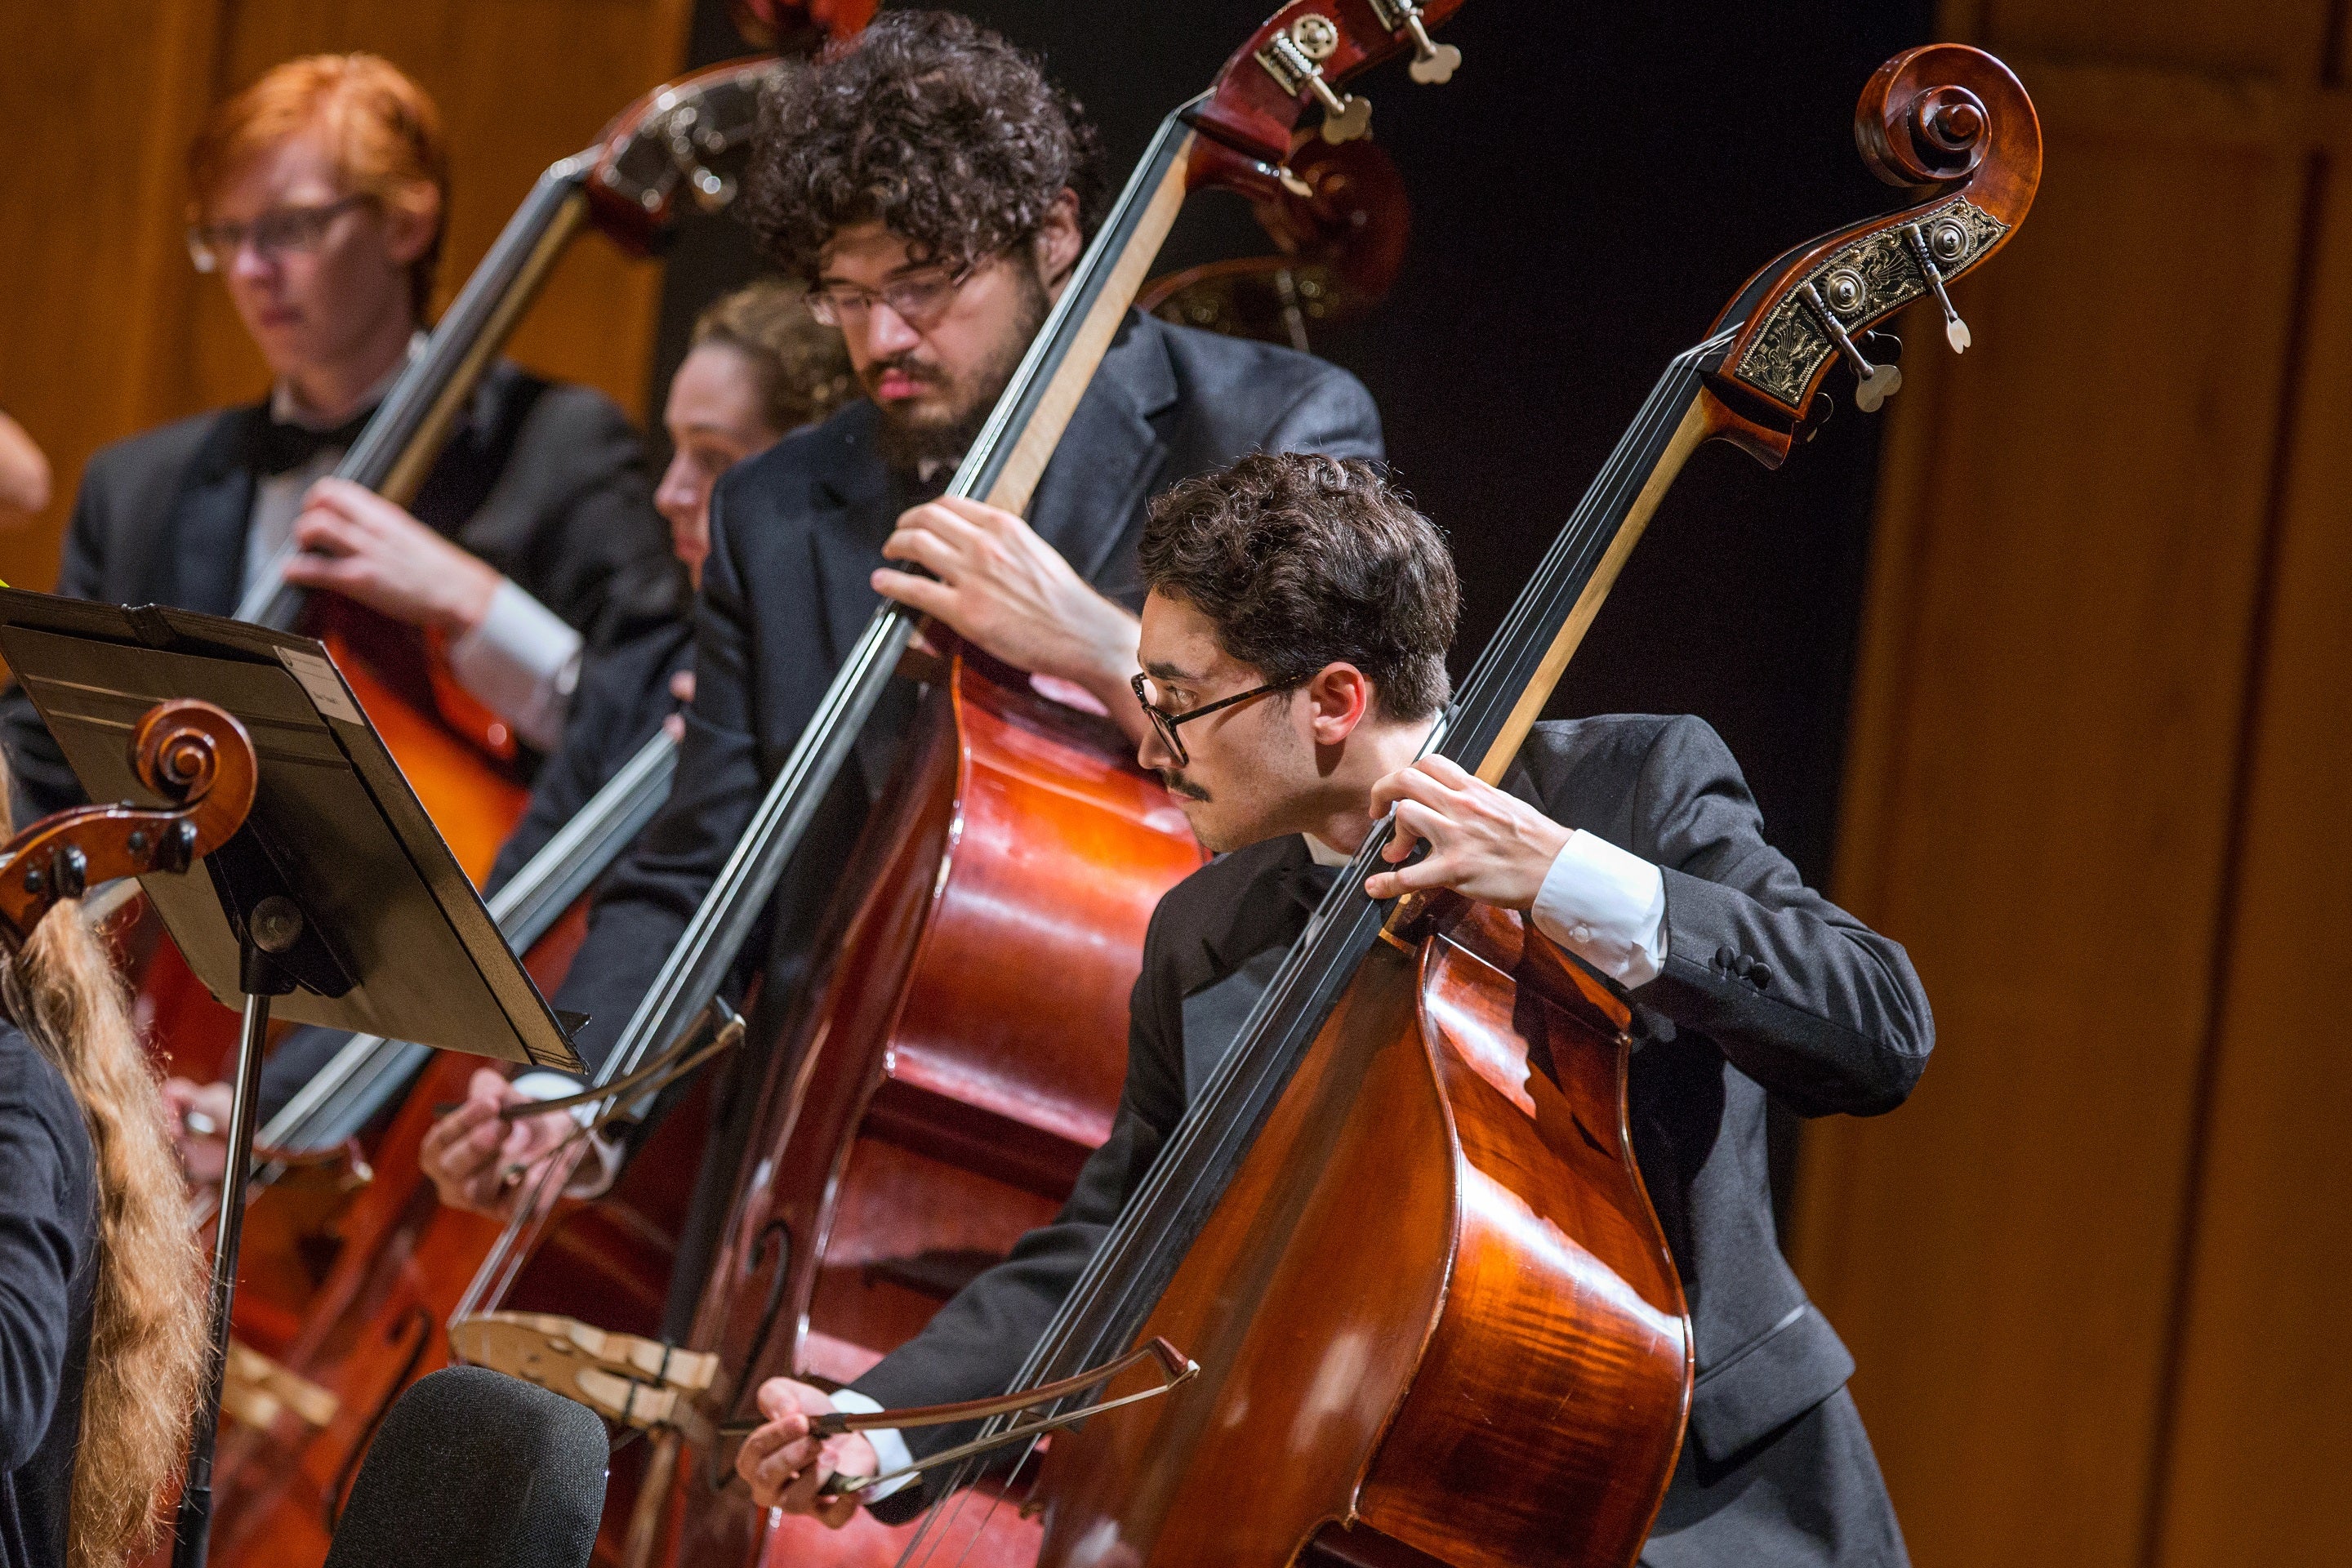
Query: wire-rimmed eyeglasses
805 262 978 332
187 195 370 274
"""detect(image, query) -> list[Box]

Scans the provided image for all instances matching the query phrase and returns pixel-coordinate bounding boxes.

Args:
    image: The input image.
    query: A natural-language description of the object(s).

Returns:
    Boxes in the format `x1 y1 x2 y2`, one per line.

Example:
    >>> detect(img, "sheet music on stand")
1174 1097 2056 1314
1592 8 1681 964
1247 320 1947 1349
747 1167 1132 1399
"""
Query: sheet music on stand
0 587 583 1071
0 586 587 1568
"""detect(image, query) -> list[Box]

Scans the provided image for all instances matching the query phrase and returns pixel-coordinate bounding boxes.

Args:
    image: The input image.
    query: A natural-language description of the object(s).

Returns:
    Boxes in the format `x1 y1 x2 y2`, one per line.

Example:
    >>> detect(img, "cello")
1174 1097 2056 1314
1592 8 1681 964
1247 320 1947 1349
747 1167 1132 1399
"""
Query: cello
820 42 2039 1568
167 51 828 1568
0 702 258 957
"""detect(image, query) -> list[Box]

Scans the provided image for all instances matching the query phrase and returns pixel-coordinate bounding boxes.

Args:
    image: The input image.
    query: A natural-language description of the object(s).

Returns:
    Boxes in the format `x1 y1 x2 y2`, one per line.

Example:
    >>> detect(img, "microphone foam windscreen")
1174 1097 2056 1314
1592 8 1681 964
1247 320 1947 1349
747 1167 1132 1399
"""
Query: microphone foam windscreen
322 1365 610 1568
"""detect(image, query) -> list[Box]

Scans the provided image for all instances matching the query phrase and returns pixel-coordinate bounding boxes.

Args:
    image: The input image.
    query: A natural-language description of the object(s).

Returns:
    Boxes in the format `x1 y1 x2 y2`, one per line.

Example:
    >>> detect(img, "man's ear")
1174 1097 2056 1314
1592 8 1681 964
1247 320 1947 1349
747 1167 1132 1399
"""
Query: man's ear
379 188 439 270
1033 189 1085 290
1303 663 1374 746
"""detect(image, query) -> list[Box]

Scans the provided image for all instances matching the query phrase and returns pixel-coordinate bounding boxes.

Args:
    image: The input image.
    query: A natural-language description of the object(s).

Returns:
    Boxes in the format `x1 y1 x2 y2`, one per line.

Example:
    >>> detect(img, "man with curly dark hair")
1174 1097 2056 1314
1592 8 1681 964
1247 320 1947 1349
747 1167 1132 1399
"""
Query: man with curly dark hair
737 453 1931 1568
420 12 1383 1263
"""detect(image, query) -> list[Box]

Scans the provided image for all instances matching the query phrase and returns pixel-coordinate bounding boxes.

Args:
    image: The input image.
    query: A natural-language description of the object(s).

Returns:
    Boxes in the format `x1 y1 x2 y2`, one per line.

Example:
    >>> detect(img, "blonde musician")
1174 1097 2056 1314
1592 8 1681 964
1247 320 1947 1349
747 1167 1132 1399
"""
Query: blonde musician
0 767 203 1568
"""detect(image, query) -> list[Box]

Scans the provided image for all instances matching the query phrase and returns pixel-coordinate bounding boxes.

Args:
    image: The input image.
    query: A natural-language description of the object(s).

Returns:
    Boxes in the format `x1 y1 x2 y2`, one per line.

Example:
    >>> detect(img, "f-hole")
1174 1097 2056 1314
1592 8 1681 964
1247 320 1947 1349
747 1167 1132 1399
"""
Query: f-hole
706 1218 793 1494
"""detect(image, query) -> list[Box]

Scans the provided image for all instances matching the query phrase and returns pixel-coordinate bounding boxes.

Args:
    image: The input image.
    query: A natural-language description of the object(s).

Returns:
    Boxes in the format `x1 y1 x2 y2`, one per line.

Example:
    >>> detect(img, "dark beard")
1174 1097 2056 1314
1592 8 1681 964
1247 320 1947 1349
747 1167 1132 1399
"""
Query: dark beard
873 264 1053 477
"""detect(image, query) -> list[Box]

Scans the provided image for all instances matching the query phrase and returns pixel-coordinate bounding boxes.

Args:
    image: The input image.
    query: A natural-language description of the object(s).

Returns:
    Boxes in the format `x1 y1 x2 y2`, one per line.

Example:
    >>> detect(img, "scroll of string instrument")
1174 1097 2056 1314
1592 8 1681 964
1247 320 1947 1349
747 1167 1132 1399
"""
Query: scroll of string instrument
0 702 256 955
1138 136 1410 351
837 42 2038 1568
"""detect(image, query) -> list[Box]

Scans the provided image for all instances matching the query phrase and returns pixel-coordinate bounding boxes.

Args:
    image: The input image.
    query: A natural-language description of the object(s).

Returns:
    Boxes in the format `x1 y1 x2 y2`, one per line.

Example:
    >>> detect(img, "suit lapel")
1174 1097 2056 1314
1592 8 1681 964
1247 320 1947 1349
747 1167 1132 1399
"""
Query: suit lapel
801 403 897 667
166 406 264 614
1027 313 1178 591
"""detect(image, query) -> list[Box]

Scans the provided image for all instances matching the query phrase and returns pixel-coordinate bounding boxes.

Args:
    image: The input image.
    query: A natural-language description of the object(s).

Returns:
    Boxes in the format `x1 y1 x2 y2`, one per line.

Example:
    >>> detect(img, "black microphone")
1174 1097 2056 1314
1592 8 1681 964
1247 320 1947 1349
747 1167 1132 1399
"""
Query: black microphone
322 1365 609 1568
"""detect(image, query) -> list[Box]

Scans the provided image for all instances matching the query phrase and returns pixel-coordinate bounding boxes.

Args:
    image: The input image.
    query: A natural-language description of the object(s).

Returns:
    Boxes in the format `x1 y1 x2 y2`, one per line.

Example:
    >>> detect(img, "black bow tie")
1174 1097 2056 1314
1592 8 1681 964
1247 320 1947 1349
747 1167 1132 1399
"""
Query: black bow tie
247 404 376 478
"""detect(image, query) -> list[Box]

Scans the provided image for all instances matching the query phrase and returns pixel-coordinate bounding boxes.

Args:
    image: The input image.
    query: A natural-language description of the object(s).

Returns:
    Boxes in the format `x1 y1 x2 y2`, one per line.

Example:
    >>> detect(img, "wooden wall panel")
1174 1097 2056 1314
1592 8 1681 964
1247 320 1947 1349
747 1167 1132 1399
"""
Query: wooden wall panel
1796 2 2352 1565
1798 134 2305 1568
0 0 229 595
0 0 690 600
2148 126 2352 1568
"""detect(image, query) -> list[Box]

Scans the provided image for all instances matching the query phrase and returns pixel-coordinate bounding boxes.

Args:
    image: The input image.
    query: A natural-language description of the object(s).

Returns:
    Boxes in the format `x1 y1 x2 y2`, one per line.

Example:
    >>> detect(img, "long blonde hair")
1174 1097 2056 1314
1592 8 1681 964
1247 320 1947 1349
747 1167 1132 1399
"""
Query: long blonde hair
3 880 204 1566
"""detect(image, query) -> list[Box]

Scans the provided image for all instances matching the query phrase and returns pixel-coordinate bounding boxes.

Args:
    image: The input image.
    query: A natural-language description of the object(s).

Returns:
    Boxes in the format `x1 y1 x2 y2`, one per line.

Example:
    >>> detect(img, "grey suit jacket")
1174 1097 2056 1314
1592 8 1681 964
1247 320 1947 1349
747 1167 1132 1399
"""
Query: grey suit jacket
848 714 1930 1566
0 360 684 822
552 310 1383 1076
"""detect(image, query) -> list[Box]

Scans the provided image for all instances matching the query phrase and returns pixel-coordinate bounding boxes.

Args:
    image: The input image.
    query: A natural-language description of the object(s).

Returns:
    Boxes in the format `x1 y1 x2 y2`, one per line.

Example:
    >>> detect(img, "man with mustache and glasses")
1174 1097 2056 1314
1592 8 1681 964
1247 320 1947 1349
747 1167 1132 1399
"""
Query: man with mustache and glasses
418 13 1382 1267
740 453 1934 1568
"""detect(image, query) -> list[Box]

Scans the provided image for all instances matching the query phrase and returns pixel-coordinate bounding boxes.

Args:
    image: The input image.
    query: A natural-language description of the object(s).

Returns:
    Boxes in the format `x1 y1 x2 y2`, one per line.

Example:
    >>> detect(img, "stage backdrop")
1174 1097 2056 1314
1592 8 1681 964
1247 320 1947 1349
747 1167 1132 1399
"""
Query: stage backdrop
1796 1 2352 1564
0 0 693 596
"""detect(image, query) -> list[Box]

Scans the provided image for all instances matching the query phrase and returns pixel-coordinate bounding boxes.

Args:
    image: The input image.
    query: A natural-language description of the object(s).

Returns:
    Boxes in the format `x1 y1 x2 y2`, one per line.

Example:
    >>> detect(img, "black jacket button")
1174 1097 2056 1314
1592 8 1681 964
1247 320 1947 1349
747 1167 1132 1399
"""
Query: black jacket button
1750 964 1773 990
1733 953 1755 978
1715 946 1735 972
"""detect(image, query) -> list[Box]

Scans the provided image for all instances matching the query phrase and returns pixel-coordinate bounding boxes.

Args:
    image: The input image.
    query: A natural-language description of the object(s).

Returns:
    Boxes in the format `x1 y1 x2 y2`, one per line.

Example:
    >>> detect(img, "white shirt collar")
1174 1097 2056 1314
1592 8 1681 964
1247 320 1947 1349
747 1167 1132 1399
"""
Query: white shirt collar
1302 833 1352 867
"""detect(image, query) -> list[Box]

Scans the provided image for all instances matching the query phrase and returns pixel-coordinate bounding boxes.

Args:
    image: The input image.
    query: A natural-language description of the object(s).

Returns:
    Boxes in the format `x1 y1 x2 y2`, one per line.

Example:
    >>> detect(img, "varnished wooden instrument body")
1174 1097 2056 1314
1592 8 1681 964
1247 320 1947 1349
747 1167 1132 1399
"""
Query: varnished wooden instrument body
1032 906 1690 1568
642 654 1202 1568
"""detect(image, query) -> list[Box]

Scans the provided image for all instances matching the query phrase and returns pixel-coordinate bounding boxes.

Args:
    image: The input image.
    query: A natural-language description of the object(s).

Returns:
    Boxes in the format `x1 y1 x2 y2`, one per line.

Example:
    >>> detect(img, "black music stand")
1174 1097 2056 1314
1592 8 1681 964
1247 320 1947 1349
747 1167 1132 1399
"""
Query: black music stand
0 588 586 1568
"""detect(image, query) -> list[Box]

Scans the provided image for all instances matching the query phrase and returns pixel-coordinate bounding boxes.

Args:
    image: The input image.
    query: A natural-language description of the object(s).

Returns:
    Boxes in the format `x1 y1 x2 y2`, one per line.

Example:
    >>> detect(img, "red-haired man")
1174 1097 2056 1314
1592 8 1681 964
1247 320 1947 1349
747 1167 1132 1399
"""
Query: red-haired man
0 53 682 821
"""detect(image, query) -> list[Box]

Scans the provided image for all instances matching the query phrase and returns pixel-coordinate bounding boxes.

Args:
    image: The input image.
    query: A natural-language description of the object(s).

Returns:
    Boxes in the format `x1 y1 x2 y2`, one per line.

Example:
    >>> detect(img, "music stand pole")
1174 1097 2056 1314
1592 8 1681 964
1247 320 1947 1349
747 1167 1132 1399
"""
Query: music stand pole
172 896 304 1568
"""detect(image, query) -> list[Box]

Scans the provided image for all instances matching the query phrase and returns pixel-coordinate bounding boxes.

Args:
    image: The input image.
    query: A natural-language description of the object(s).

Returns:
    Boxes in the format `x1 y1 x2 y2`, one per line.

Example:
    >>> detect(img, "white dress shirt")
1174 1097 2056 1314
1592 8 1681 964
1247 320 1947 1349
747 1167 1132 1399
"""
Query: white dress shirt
251 338 583 751
1302 826 1668 987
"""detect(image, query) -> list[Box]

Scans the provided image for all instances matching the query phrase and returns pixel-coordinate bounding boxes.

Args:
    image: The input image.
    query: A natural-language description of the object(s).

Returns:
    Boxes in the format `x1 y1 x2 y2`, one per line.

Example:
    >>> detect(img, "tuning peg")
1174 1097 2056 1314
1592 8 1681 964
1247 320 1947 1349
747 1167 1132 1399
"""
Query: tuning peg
1410 37 1463 86
1260 15 1374 145
1316 88 1373 142
1370 0 1461 84
1903 221 1972 353
1798 281 1901 412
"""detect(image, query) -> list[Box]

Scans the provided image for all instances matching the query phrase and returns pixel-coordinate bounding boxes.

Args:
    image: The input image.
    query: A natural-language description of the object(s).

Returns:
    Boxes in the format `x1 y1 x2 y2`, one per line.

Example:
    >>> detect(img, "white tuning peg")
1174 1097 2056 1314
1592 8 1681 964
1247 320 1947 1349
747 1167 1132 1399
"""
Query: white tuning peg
1798 281 1902 413
1317 88 1373 143
1410 38 1463 85
1904 221 1972 354
1374 0 1462 84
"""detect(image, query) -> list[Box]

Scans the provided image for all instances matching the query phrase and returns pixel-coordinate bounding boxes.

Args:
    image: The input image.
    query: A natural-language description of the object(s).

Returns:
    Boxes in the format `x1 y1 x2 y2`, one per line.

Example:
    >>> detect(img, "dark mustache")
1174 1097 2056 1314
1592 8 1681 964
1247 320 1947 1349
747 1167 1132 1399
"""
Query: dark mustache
865 354 941 385
1157 770 1211 802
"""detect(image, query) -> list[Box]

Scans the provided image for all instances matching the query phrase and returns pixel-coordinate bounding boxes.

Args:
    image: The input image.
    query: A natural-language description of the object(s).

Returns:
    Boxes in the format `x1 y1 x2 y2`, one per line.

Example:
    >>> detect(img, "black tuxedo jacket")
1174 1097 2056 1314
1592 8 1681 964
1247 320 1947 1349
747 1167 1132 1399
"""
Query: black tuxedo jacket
0 360 684 822
849 715 1931 1566
552 311 1383 1076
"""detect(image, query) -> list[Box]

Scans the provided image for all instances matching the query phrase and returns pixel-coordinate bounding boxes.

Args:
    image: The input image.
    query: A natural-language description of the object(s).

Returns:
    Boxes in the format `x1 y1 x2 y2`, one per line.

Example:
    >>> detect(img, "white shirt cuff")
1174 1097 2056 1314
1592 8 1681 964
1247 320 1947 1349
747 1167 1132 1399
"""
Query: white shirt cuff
444 578 583 753
509 1070 620 1198
826 1388 917 1502
1530 830 1668 989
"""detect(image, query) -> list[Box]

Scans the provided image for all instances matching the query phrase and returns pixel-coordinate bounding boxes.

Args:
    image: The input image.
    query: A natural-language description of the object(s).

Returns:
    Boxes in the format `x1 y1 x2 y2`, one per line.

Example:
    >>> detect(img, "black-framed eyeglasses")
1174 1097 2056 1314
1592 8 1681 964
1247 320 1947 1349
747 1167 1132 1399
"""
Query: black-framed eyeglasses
1130 670 1307 768
805 262 978 332
187 194 370 274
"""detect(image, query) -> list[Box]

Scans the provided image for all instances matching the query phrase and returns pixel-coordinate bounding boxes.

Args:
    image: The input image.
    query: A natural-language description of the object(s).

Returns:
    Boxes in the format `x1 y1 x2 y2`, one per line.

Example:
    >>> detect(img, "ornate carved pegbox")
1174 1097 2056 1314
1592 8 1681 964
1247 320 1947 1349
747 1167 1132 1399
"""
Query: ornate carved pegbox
1729 195 2008 408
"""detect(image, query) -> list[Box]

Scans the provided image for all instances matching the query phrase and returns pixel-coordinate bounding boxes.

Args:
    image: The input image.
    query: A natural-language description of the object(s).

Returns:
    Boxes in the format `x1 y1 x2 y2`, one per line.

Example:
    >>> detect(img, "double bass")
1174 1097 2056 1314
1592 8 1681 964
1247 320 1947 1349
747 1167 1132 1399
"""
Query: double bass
439 7 1472 1568
822 42 2039 1568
